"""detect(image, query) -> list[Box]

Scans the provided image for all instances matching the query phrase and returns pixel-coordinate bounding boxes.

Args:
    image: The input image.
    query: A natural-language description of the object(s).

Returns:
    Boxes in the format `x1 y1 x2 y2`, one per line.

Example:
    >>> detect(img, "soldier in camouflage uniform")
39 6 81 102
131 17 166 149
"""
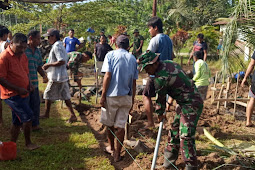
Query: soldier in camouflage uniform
67 51 92 89
138 51 203 170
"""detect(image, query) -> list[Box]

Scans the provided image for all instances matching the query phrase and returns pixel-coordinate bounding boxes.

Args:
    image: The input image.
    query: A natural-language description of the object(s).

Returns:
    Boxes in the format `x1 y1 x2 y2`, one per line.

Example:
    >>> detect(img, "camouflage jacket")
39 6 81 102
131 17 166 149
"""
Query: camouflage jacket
154 61 203 115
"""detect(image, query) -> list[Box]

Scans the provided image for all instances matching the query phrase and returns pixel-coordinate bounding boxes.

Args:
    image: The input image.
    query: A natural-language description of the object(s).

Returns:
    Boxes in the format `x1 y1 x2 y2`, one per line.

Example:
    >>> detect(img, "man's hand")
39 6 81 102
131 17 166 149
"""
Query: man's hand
187 58 191 66
241 78 247 87
43 76 48 83
29 84 34 92
158 115 166 122
100 96 106 108
17 87 29 95
136 49 140 53
42 63 51 70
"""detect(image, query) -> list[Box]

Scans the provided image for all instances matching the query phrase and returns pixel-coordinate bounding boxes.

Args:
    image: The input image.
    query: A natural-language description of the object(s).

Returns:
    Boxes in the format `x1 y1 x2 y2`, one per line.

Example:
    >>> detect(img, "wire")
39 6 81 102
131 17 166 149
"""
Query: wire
108 127 143 170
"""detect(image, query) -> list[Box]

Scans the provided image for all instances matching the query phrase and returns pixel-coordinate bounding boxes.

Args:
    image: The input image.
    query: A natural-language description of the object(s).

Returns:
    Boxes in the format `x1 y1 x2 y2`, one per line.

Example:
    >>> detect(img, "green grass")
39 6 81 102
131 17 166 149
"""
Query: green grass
0 78 114 170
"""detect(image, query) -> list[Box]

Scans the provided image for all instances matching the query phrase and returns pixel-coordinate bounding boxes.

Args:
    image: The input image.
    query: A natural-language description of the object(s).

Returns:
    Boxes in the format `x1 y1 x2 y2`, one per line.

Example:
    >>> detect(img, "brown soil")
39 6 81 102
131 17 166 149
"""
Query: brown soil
73 64 255 169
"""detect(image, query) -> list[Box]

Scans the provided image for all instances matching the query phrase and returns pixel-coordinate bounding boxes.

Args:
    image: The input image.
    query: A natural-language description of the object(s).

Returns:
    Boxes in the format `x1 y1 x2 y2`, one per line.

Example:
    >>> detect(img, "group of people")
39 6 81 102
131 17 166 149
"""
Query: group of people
99 17 211 170
0 15 225 170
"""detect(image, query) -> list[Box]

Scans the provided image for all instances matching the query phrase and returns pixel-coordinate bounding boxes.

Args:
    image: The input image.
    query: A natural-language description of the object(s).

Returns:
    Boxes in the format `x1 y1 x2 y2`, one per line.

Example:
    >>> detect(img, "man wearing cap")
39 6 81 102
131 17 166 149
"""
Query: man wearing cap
138 51 203 170
41 29 77 123
63 29 81 53
129 29 144 58
100 35 138 162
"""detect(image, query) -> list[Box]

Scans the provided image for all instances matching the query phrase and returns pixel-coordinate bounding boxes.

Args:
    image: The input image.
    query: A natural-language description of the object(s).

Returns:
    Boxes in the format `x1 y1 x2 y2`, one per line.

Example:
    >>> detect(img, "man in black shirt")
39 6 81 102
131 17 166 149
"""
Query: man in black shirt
94 35 113 75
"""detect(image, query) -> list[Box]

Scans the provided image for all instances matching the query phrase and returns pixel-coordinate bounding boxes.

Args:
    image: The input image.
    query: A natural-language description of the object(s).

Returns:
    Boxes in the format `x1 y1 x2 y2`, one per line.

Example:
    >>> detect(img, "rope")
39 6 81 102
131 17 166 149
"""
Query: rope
108 127 143 170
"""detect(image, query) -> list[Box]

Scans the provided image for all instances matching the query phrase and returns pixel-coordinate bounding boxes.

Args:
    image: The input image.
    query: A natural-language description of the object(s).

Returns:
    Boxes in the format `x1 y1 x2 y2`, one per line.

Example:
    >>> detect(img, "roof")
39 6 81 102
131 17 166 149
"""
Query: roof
14 0 83 3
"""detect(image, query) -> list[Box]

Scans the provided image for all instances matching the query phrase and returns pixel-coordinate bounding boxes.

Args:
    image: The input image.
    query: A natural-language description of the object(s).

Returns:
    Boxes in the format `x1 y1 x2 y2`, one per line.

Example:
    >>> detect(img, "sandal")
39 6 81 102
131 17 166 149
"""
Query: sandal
104 146 114 156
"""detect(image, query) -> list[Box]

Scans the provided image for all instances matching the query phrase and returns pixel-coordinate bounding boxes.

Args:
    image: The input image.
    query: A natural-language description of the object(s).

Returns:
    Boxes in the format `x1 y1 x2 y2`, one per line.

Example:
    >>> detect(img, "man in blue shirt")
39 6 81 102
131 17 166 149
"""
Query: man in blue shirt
63 29 81 53
100 35 138 162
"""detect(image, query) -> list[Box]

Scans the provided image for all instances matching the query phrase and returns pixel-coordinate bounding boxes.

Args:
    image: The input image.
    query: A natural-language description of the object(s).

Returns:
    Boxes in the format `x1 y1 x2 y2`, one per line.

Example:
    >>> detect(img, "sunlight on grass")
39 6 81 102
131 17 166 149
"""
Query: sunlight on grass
84 156 115 170
69 132 98 148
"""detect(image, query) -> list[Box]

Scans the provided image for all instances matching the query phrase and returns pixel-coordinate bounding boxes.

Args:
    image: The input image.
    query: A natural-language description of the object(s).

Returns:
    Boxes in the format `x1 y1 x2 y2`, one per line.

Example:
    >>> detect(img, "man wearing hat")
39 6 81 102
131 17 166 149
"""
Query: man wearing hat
138 51 203 170
41 29 77 123
100 35 138 162
129 29 144 58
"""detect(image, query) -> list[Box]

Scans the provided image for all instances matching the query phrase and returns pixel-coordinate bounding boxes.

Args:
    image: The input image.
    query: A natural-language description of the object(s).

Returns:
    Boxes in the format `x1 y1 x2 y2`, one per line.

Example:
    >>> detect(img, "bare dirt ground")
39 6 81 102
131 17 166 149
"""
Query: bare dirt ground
73 64 255 169
74 88 255 170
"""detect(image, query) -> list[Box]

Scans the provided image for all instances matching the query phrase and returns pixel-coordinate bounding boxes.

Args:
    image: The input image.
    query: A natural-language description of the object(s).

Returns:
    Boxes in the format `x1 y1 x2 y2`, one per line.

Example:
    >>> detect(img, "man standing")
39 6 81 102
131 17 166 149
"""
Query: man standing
41 29 77 123
25 30 48 131
143 17 174 128
100 35 138 162
129 29 144 58
0 33 39 150
188 33 208 65
241 50 255 127
94 35 113 75
138 51 203 170
63 29 81 53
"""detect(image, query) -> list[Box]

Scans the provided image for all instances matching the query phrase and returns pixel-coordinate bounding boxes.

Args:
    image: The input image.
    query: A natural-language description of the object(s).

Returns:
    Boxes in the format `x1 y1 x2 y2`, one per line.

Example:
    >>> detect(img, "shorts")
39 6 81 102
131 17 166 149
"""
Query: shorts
143 77 156 97
249 88 255 98
196 86 208 101
100 95 132 128
43 81 71 101
4 95 33 126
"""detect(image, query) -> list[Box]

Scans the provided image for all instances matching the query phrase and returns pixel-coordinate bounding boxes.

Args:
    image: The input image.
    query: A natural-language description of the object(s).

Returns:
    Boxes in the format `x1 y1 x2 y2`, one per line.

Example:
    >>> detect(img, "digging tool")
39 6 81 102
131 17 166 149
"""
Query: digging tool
151 115 164 170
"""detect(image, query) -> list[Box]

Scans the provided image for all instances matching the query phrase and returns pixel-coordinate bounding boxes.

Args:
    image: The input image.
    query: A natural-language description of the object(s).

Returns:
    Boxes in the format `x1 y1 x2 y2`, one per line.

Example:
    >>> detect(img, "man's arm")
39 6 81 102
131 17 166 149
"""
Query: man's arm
137 40 144 52
203 50 207 61
0 77 28 95
100 72 111 108
241 58 255 87
42 60 65 70
188 46 195 65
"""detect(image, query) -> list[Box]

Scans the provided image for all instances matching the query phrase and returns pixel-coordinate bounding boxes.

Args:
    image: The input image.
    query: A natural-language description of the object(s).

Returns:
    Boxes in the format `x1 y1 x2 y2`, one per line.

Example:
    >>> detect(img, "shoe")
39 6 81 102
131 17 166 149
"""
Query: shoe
185 165 198 170
163 148 178 169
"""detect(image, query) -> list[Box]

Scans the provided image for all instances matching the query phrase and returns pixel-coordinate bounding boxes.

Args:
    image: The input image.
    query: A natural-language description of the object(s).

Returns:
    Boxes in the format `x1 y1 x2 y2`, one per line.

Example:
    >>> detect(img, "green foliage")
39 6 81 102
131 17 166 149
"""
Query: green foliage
185 25 220 55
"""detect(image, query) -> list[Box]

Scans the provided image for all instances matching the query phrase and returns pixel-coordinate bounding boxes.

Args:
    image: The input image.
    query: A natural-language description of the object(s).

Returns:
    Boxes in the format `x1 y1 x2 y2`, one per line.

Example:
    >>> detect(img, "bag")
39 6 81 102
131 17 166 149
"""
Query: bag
0 142 17 161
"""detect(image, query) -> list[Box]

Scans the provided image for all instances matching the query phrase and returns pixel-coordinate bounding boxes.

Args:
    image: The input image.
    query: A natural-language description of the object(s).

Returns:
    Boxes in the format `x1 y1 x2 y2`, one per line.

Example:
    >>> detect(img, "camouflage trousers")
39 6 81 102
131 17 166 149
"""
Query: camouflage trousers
166 103 203 166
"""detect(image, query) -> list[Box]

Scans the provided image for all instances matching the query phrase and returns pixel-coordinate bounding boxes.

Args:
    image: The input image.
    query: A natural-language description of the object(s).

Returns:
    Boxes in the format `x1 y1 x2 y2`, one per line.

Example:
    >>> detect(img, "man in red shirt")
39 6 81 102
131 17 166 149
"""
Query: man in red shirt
0 33 39 150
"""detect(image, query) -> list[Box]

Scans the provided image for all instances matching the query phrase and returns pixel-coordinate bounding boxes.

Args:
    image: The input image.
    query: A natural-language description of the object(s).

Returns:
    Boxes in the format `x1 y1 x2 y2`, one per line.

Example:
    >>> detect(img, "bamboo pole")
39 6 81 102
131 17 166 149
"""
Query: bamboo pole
224 77 230 108
211 72 218 104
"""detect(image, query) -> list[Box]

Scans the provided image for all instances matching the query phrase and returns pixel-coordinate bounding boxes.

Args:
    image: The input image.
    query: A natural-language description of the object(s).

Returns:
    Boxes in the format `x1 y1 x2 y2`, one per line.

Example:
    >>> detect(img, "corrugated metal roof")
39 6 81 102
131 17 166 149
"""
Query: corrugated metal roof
15 0 83 3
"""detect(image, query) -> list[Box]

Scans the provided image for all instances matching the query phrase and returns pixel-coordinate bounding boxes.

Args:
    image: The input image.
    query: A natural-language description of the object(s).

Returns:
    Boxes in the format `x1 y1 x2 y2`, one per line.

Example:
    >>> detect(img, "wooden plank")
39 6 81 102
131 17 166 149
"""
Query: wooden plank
230 101 247 107
213 98 250 102
224 78 230 108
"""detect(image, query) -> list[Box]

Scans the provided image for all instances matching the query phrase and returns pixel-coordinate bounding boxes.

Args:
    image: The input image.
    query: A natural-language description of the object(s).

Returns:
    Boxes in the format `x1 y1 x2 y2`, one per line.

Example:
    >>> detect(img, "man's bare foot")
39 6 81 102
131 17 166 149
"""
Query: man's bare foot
40 115 49 119
246 124 254 127
104 146 114 156
26 143 40 150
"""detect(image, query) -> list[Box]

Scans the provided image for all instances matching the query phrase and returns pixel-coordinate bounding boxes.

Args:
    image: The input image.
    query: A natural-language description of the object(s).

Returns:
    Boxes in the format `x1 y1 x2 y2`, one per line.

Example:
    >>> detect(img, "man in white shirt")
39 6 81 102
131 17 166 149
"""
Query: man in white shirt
41 29 77 123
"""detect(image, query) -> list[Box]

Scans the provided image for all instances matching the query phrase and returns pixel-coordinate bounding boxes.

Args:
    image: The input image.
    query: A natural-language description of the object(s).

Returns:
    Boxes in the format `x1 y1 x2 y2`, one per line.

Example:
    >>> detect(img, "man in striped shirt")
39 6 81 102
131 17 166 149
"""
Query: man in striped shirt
25 30 48 131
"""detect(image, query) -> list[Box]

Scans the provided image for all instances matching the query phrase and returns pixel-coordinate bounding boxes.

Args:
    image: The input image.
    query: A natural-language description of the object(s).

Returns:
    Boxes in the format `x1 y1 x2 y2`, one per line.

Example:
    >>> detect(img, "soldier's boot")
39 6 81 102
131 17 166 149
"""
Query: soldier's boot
185 165 198 170
163 148 178 169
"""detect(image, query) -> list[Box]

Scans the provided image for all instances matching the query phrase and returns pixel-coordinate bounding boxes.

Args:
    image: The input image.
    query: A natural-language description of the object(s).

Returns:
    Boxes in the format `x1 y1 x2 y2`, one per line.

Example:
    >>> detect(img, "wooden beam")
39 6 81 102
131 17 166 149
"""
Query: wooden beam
153 0 157 16
230 101 247 107
213 98 250 102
